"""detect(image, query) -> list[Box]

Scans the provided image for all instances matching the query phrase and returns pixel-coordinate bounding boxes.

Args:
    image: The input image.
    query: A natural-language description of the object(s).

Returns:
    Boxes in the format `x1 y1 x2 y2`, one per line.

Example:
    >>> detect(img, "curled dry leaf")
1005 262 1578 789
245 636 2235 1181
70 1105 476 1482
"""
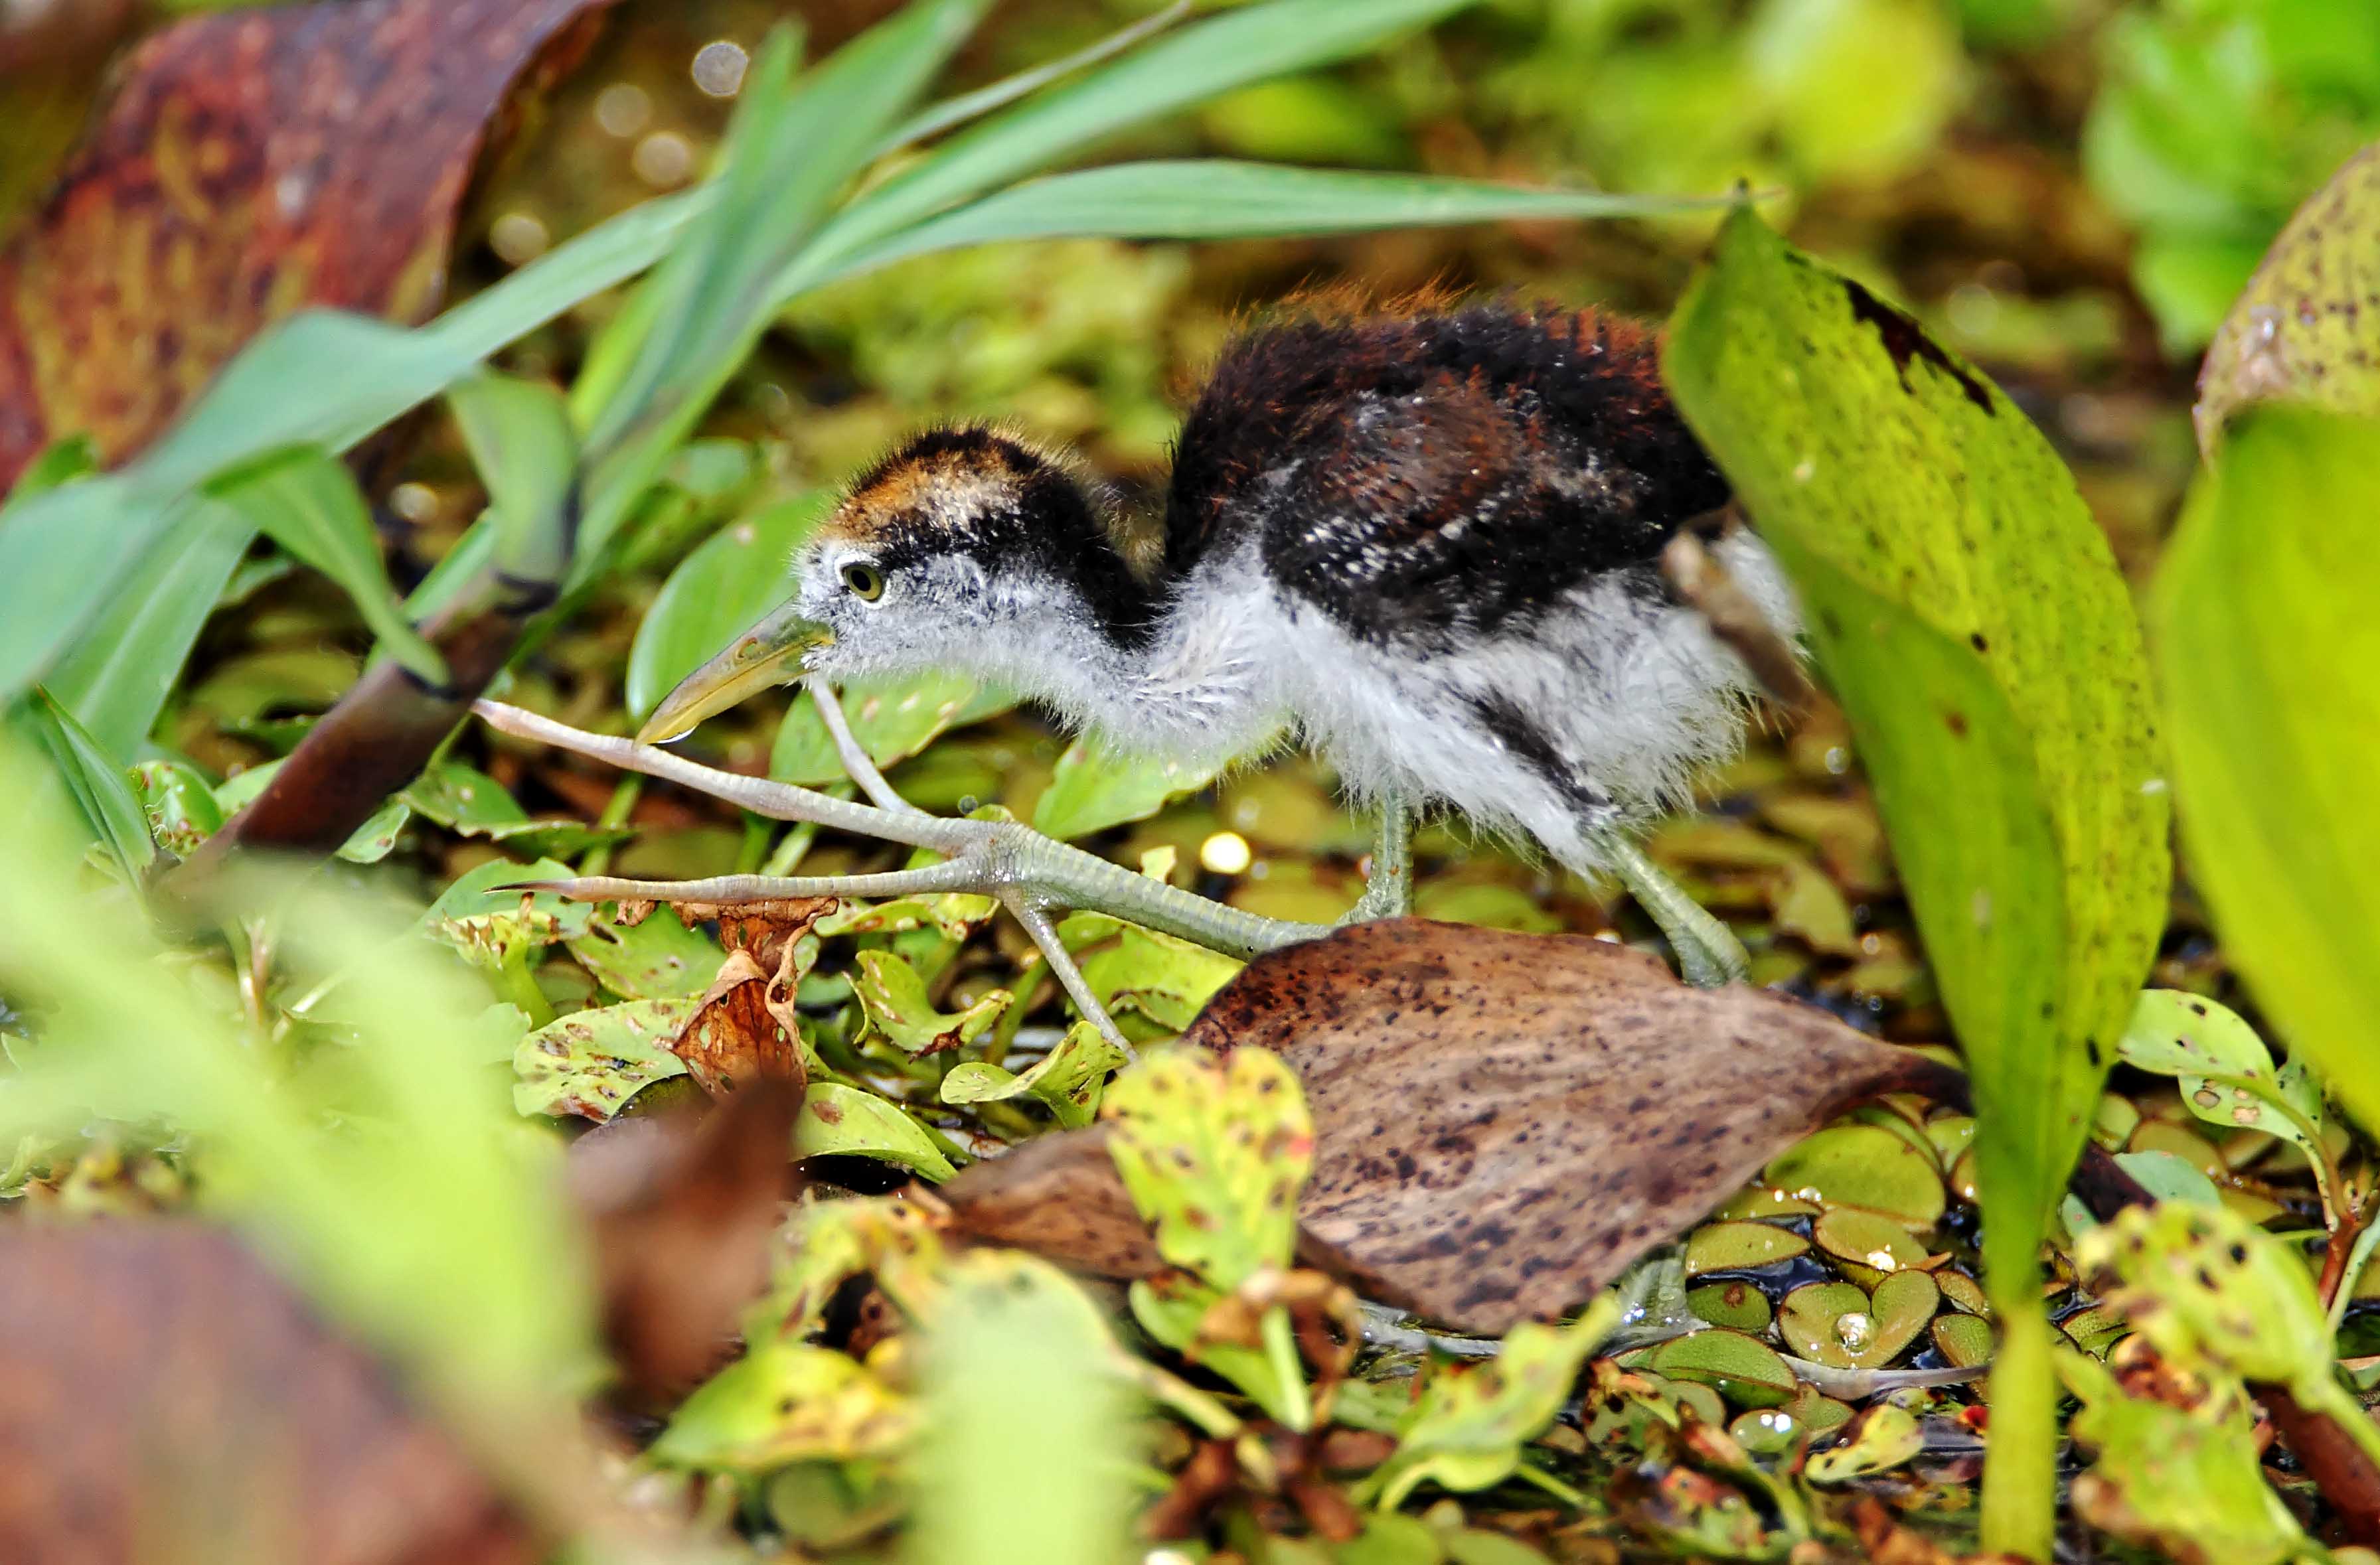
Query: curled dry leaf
674 897 839 974
0 0 617 486
1179 919 1950 1333
570 1081 803 1406
0 1223 542 1565
672 944 809 1100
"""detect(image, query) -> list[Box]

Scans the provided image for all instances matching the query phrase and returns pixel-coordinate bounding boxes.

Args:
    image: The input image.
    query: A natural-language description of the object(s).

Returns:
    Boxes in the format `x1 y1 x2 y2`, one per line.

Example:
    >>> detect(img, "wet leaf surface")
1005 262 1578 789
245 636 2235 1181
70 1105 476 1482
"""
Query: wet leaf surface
1179 919 1946 1332
0 0 617 486
0 1223 542 1565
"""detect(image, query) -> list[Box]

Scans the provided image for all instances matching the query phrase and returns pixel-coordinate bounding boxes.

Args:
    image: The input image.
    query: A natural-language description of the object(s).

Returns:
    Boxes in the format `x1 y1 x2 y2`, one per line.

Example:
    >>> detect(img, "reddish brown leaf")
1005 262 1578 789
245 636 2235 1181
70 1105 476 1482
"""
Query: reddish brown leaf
672 944 809 1100
1179 919 1949 1333
571 1082 803 1406
677 897 839 975
939 1123 1165 1280
0 1223 542 1565
0 0 615 487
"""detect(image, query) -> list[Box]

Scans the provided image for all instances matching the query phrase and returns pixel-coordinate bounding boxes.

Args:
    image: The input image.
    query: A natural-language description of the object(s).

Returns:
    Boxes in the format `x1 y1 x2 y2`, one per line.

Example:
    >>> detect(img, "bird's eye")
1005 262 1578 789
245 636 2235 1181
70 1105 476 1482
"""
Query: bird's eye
840 561 886 601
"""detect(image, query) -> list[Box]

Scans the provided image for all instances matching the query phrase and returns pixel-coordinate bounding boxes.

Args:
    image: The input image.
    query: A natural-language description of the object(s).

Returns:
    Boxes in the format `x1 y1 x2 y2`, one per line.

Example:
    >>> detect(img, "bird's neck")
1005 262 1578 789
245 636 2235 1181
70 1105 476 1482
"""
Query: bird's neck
983 541 1287 771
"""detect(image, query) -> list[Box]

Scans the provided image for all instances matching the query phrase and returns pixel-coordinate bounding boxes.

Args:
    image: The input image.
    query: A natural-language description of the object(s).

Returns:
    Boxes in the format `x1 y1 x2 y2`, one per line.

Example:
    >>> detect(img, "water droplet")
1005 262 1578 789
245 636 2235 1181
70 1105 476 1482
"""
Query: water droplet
1836 1312 1874 1351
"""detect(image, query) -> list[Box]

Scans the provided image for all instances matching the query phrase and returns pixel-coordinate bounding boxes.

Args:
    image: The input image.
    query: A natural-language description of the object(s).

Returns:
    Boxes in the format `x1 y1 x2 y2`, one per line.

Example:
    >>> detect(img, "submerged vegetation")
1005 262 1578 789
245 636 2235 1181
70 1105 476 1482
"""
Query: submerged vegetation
1 1 2378 1562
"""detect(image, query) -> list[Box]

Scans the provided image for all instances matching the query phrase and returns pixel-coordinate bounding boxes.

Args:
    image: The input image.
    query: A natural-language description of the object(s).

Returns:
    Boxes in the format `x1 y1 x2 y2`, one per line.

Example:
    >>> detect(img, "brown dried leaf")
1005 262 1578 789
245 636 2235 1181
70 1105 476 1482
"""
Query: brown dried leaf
1179 919 1947 1333
672 944 808 1100
939 1124 1164 1280
0 1223 542 1565
0 0 615 486
676 896 839 974
570 1082 803 1406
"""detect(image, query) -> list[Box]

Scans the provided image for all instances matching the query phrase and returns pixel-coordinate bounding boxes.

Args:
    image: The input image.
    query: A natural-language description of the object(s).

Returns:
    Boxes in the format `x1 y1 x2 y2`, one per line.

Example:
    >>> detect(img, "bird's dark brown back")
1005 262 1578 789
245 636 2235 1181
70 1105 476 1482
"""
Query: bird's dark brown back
1162 303 1730 646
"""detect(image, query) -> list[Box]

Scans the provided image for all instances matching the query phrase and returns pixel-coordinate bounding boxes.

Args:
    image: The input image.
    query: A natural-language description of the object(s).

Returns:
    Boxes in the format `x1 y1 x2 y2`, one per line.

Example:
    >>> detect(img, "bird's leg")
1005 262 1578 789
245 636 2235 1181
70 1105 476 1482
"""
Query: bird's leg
474 697 1328 956
1605 837 1751 990
1340 793 1415 923
807 677 923 816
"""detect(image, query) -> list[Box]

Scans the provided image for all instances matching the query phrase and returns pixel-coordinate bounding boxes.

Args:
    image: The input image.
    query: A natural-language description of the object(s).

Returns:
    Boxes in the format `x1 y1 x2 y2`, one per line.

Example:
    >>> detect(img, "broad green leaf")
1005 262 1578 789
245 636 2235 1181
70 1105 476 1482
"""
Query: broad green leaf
2152 408 2380 1137
2058 1347 2309 1565
1666 209 2168 1556
770 672 996 786
39 498 253 756
565 906 722 1002
402 762 532 832
419 856 591 934
2195 142 2380 452
939 1021 1128 1128
1103 1046 1312 1292
210 447 445 684
447 371 580 588
625 492 830 719
1077 922 1243 1032
652 1340 915 1473
1646 1328 1798 1412
792 0 1481 283
581 5 987 563
22 688 157 882
850 950 1012 1056
2060 1148 2222 1238
906 1252 1135 1565
796 1083 957 1181
1762 1123 1946 1228
1032 739 1218 841
513 997 699 1121
848 161 1736 277
1127 1273 1307 1426
1363 1298 1621 1509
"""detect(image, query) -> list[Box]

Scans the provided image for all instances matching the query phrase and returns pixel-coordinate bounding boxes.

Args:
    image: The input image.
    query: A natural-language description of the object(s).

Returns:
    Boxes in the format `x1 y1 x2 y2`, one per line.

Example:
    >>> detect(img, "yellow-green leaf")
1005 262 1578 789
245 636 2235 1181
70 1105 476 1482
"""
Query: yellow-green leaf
1103 1045 1312 1292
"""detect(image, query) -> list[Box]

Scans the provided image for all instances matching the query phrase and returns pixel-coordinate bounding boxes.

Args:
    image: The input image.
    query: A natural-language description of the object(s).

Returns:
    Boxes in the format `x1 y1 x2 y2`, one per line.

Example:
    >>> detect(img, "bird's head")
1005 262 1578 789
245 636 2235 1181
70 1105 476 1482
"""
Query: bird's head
638 425 1151 745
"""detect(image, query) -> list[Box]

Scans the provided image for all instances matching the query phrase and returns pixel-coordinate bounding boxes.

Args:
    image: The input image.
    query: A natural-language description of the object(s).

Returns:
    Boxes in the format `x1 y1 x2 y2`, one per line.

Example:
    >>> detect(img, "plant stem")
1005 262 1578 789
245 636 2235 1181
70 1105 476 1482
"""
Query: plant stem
1978 1292 2056 1562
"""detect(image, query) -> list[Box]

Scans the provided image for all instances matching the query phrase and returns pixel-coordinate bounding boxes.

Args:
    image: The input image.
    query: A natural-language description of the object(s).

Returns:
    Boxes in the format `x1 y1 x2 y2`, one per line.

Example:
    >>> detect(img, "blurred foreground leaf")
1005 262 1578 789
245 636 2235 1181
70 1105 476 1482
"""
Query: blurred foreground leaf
1666 210 2169 1556
2153 406 2380 1135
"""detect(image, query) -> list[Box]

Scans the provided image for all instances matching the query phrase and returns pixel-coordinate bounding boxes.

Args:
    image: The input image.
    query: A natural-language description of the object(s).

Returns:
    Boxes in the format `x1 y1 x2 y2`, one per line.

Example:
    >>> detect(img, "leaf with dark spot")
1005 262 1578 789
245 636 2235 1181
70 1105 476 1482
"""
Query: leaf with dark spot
671 946 809 1101
0 0 617 488
1177 919 1950 1333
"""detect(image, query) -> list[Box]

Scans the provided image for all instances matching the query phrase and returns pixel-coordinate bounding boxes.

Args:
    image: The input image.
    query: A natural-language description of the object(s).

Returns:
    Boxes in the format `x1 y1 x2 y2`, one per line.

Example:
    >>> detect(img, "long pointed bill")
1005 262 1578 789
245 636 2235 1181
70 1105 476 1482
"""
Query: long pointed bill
636 601 835 745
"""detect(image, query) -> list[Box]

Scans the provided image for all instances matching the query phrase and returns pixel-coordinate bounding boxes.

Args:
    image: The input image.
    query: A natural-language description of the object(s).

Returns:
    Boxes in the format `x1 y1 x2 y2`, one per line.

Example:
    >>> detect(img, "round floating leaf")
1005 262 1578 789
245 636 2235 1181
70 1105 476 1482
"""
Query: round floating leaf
1765 1123 1946 1229
1812 1208 1930 1286
1779 1283 1869 1366
1648 1329 1797 1410
1933 1311 1994 1368
1806 1402 1924 1483
1687 1280 1773 1334
1686 1221 1811 1278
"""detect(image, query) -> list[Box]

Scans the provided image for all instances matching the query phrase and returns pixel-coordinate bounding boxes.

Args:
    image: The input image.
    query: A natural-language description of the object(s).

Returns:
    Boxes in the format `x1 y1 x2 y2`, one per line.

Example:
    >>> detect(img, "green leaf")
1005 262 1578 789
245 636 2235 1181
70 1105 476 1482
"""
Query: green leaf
2057 1347 2312 1565
625 492 830 719
564 906 722 1002
850 950 1012 1056
400 761 629 859
844 161 1738 275
447 372 580 589
1077 922 1244 1032
582 4 989 563
1804 1403 1925 1484
652 1339 914 1473
939 1021 1128 1128
210 447 446 684
127 759 224 857
906 1253 1135 1565
796 1082 957 1181
512 997 699 1121
771 672 996 785
1646 1328 1798 1411
2152 408 2380 1138
39 498 254 756
795 0 1481 283
1103 1045 1312 1292
1032 739 1218 841
1665 207 2169 1558
21 688 157 882
420 856 592 933
2117 990 2328 1180
1364 1298 1621 1509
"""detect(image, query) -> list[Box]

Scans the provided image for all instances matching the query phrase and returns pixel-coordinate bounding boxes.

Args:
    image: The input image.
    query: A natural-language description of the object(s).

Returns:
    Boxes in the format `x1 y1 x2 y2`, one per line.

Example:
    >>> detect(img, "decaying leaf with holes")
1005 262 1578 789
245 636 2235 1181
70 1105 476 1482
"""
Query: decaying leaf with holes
0 0 618 486
2078 1201 2380 1473
745 1196 953 1346
673 944 809 1099
2059 1344 2312 1565
1103 1046 1311 1292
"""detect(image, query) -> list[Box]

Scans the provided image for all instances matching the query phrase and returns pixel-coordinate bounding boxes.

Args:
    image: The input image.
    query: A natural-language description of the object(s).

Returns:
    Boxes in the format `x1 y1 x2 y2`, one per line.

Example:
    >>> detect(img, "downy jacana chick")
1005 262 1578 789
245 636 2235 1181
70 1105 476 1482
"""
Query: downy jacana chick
641 301 1797 984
